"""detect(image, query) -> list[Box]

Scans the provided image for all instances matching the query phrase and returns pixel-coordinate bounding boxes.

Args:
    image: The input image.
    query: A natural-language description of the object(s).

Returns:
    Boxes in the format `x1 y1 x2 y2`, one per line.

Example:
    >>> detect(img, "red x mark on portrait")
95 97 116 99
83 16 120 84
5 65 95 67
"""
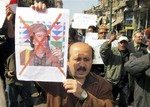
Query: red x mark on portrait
18 13 66 77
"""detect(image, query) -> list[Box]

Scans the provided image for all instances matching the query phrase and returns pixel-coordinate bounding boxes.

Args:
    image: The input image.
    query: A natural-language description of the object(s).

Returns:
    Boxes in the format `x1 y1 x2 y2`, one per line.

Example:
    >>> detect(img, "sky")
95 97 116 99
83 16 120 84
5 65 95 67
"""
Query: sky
63 0 99 22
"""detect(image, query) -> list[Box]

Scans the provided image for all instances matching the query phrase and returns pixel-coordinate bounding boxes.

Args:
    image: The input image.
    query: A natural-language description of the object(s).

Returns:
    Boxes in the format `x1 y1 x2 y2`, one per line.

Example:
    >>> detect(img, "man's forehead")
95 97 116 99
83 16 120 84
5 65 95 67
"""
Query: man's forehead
135 32 143 36
72 52 92 58
71 47 92 54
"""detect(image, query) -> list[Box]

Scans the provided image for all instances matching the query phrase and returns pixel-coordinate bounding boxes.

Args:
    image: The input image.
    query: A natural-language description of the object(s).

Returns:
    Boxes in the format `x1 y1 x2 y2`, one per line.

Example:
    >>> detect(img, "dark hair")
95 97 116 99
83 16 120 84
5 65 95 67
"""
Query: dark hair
88 25 97 32
68 43 94 60
134 30 144 36
69 28 78 42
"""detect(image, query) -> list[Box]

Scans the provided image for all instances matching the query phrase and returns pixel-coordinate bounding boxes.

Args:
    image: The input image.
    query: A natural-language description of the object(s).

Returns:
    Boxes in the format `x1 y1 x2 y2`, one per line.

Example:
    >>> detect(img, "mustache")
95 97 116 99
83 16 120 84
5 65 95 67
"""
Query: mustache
77 66 86 71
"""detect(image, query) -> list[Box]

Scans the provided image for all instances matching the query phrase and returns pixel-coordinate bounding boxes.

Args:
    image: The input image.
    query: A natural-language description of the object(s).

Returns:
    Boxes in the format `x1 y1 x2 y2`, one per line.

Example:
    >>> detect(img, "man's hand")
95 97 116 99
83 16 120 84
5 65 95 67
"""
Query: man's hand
108 31 117 44
5 5 14 38
63 79 84 98
31 1 46 12
7 71 14 78
5 5 14 22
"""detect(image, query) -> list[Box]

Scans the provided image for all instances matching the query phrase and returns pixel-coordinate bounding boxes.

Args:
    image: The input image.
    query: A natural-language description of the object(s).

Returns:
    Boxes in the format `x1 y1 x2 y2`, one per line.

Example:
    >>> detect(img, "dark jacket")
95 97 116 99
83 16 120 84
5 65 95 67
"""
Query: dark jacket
0 38 14 81
127 41 148 89
127 41 147 54
5 53 31 86
38 72 114 107
125 54 150 107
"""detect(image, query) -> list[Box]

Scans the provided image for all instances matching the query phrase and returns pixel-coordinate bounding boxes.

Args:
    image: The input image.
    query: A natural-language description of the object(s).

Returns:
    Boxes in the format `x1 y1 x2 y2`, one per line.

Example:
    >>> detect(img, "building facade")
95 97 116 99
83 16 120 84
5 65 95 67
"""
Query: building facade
84 0 150 39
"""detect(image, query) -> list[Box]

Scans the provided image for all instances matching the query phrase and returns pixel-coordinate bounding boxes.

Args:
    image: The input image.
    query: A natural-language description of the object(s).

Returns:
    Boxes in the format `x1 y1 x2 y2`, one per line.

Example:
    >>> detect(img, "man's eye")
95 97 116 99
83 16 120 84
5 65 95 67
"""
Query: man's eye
84 58 90 62
74 58 81 61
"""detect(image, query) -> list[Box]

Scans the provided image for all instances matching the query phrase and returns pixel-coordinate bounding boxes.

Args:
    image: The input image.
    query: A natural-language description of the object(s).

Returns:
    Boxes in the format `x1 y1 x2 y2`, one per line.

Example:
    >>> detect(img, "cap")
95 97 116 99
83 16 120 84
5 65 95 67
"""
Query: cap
30 23 47 34
118 36 129 42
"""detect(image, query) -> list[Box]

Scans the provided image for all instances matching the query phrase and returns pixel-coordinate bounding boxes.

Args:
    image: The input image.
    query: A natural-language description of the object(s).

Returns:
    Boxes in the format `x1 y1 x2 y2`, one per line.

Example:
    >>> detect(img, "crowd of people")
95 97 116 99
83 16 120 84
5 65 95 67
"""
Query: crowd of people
0 0 150 107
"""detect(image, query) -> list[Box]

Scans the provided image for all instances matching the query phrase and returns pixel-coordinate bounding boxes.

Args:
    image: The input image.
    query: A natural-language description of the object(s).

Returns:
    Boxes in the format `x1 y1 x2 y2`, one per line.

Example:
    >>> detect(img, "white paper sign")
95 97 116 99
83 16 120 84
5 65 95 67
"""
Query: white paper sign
72 13 97 29
85 33 118 64
0 0 10 28
15 7 69 82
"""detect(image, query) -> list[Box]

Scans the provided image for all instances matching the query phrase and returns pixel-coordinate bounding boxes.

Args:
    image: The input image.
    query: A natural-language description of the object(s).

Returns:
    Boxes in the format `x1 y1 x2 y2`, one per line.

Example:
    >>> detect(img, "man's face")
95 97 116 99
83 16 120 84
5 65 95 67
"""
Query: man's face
98 29 107 39
33 31 48 49
118 40 128 51
88 28 94 33
134 32 143 44
67 43 93 80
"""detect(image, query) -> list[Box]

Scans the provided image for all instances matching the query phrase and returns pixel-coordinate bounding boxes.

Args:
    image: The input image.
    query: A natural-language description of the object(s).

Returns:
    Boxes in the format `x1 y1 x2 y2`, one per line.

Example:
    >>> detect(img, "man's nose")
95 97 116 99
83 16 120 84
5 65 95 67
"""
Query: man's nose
79 60 86 66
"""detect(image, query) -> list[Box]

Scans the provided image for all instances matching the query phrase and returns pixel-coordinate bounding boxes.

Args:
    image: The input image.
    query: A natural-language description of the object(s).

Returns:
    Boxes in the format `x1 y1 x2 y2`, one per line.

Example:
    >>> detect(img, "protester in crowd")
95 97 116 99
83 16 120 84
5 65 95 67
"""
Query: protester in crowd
100 35 130 107
89 25 108 76
127 30 148 105
98 24 108 39
0 2 47 106
128 30 147 54
38 42 114 107
0 4 15 88
87 25 97 33
124 53 150 107
5 53 34 107
68 28 78 45
98 28 108 39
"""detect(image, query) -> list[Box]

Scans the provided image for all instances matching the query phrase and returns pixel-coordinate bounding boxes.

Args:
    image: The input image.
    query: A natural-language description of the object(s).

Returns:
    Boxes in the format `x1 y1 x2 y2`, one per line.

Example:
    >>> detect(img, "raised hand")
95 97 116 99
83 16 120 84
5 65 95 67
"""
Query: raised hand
31 1 46 12
108 31 117 44
5 5 14 22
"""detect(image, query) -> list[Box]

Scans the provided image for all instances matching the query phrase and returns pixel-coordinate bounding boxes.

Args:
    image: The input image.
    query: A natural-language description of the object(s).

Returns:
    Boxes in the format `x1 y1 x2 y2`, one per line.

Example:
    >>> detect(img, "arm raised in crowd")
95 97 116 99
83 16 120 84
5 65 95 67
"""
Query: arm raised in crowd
5 5 14 38
100 32 117 65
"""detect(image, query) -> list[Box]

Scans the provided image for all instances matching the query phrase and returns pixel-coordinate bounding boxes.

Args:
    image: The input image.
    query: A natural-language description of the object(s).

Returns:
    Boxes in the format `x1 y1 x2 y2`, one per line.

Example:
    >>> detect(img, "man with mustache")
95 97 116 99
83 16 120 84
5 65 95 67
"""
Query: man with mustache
38 42 114 107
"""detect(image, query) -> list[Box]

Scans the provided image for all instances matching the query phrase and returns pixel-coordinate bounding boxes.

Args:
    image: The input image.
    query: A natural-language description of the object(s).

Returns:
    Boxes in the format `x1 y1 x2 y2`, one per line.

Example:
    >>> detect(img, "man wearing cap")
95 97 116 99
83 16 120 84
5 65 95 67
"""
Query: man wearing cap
20 23 63 67
100 34 130 107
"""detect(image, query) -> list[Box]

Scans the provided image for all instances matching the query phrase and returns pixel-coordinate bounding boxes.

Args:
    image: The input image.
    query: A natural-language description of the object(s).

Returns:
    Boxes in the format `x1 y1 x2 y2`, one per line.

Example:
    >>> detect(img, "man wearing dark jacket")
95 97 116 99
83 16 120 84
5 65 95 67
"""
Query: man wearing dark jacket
127 30 147 105
38 42 115 107
125 53 150 107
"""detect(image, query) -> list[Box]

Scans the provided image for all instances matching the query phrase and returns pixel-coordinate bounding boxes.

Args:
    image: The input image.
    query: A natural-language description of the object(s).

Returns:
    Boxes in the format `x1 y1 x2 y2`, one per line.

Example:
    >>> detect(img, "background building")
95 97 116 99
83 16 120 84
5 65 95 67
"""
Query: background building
84 0 150 39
